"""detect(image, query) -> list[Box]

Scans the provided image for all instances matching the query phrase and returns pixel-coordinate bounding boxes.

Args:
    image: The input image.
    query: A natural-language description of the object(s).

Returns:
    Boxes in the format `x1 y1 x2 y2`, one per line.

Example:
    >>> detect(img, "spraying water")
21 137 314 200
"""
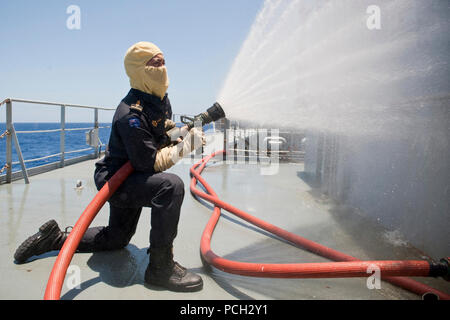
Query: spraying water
216 0 450 259
217 0 450 137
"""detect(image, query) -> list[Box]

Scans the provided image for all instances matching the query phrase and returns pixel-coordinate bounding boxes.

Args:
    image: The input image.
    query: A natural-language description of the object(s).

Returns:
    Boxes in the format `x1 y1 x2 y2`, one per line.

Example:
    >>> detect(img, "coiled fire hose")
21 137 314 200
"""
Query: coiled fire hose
44 151 449 300
191 151 450 299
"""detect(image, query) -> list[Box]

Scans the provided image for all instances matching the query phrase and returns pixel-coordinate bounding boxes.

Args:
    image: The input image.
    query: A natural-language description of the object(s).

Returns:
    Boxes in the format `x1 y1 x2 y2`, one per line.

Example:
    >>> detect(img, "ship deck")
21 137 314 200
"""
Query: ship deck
1 155 449 300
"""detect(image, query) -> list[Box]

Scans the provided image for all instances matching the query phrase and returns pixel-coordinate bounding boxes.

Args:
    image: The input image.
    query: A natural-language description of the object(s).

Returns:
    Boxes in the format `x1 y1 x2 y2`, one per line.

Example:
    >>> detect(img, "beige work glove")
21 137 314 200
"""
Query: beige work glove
154 127 205 172
164 119 176 131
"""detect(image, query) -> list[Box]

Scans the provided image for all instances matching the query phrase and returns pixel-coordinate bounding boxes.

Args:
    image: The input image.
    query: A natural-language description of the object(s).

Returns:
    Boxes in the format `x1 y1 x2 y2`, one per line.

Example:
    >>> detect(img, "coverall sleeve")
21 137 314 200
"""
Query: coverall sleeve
116 115 158 172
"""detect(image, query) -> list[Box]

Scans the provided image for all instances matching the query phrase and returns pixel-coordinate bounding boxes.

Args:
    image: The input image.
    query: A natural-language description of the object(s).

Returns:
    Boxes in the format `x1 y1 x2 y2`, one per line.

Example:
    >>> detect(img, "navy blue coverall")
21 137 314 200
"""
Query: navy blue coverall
77 88 184 252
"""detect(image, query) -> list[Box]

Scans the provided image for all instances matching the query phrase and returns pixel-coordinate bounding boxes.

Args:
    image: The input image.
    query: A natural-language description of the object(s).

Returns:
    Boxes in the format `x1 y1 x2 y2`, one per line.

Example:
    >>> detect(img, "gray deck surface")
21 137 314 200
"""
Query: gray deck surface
1 154 449 300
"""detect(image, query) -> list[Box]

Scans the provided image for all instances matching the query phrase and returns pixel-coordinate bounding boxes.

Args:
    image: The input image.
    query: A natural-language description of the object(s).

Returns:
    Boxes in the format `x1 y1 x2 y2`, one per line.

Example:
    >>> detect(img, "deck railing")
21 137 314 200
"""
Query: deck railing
0 98 115 184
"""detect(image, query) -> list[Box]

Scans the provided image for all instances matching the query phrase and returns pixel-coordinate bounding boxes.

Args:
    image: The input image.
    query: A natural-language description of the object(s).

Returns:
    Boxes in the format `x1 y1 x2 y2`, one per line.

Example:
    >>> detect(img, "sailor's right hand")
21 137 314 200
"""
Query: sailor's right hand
188 127 205 151
153 127 205 173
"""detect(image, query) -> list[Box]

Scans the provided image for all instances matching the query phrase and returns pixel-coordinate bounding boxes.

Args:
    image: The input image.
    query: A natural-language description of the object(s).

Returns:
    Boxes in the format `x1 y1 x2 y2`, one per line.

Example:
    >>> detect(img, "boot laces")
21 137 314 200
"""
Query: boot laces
173 261 187 277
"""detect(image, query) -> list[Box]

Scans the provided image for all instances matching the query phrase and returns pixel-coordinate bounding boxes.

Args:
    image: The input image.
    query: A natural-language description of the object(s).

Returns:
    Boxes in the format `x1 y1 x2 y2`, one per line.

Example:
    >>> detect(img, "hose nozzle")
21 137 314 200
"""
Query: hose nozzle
185 102 225 130
165 102 226 146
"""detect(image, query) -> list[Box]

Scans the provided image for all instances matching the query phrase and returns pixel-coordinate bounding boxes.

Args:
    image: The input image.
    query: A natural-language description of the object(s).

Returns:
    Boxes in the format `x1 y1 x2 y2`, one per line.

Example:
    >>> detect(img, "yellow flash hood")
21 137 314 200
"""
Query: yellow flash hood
124 41 169 99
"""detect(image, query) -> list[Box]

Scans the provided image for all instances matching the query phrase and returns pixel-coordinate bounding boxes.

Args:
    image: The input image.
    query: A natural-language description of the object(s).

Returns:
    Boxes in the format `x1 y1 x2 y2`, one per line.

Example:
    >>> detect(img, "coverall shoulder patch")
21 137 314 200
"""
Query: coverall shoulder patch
128 117 141 128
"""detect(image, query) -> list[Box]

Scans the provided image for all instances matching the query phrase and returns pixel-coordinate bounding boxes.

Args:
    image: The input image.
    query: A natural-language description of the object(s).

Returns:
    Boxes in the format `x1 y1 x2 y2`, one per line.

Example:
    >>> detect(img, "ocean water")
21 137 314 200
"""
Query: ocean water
0 123 111 174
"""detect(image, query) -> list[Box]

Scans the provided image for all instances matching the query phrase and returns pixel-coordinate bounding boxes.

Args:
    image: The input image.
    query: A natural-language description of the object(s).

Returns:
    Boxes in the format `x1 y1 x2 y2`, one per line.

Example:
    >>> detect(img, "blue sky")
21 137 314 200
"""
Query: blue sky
0 0 263 122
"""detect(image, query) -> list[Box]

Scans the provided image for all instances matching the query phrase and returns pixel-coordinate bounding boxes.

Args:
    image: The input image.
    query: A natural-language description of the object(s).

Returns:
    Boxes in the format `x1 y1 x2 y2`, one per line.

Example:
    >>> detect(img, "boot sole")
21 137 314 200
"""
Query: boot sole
145 271 204 293
14 220 59 264
167 281 203 292
146 278 204 292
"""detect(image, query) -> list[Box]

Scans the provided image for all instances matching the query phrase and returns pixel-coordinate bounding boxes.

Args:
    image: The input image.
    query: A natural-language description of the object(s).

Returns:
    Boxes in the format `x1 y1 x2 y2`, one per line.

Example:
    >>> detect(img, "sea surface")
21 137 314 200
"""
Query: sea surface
0 123 111 173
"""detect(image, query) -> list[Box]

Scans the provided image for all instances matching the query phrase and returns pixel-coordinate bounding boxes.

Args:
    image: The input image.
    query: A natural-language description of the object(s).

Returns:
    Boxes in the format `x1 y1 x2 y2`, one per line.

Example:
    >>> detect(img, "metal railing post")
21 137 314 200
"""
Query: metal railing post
94 108 99 158
10 124 29 184
223 118 230 162
60 105 66 168
6 100 12 183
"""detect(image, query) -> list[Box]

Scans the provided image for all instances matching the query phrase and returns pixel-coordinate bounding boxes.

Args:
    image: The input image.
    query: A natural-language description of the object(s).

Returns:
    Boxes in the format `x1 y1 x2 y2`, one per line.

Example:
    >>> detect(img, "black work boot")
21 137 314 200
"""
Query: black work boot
144 246 203 292
14 220 68 264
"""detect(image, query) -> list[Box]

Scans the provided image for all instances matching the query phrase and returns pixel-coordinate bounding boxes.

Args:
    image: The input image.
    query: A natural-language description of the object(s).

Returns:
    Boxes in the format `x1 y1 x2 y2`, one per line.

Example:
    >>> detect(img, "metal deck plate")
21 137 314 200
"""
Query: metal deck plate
1 158 449 300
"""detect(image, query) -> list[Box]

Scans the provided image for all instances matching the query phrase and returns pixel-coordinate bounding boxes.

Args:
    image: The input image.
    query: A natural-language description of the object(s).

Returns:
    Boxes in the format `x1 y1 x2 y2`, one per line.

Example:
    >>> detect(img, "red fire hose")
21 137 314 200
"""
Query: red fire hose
43 161 134 300
191 150 450 299
44 150 449 300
